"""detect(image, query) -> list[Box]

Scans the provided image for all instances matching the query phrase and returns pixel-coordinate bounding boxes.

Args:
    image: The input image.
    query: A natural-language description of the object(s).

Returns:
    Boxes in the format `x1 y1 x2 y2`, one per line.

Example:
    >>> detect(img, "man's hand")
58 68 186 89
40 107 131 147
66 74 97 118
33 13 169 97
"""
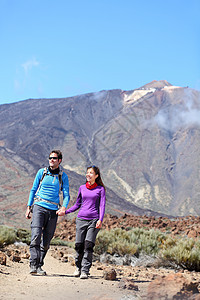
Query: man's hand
56 206 66 216
96 220 102 229
25 206 32 219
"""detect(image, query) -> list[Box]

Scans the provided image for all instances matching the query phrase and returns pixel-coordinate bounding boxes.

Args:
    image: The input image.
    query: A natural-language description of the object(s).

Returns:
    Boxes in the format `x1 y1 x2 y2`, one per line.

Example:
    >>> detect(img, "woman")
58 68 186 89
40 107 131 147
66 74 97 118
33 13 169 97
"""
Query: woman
57 165 106 279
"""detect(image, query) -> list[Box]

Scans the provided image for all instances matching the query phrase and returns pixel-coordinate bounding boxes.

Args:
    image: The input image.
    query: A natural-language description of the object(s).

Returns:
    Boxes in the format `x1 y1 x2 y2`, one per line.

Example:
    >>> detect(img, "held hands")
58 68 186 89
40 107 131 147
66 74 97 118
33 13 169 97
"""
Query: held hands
56 207 102 228
56 206 66 216
96 220 102 228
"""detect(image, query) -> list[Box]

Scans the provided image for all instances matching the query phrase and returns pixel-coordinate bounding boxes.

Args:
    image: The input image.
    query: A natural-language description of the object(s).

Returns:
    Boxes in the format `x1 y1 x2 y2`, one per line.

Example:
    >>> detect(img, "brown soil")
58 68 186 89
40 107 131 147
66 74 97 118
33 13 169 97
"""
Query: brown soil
1 244 200 300
0 246 147 300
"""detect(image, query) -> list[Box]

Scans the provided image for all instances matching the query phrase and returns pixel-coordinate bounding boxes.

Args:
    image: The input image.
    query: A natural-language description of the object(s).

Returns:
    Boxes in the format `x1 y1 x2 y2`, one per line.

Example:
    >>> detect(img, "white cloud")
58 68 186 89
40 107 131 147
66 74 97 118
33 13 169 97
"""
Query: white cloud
14 58 41 96
92 90 108 102
154 94 200 131
22 58 39 74
14 79 20 90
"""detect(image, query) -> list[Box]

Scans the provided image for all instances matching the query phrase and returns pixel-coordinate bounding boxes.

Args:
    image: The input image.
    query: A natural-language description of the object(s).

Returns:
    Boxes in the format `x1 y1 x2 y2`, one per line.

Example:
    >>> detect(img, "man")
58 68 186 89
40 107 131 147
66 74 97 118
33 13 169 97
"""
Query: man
25 149 70 275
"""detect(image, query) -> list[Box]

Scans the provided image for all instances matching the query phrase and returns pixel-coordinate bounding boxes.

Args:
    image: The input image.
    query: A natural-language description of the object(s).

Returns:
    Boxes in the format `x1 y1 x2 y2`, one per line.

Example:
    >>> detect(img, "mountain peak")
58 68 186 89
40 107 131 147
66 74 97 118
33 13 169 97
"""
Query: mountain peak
139 80 172 90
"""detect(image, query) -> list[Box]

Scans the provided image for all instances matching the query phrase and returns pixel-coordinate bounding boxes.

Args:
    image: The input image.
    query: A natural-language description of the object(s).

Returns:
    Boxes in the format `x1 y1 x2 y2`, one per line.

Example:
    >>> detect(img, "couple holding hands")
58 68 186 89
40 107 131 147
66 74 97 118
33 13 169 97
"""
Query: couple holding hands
25 149 106 279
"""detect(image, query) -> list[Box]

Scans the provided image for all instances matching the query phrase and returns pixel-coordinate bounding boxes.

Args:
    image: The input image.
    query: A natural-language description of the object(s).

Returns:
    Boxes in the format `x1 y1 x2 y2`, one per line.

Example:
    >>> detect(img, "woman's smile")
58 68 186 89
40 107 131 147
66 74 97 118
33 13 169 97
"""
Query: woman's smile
86 168 98 185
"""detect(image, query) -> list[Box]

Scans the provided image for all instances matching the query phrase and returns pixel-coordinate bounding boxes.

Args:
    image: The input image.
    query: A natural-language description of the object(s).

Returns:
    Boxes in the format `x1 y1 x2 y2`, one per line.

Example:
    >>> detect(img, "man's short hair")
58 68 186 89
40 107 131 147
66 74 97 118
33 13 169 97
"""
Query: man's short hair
50 150 62 161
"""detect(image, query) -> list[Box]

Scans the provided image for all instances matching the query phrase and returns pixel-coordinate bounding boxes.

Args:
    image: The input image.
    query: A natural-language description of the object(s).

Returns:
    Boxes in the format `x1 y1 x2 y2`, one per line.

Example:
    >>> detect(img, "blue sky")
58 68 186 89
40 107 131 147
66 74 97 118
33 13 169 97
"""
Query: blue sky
0 0 199 104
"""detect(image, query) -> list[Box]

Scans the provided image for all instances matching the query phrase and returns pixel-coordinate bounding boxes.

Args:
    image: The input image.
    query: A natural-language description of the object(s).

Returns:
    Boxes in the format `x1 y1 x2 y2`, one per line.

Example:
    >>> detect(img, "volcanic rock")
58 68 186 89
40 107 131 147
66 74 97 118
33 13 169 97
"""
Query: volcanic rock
118 277 139 290
147 273 199 299
0 252 6 265
103 268 117 280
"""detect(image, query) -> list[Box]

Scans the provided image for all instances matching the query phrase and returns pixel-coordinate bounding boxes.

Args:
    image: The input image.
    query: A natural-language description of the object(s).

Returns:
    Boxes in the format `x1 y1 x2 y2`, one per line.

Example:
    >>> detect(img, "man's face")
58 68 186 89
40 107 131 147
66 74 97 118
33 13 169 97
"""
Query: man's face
49 153 61 169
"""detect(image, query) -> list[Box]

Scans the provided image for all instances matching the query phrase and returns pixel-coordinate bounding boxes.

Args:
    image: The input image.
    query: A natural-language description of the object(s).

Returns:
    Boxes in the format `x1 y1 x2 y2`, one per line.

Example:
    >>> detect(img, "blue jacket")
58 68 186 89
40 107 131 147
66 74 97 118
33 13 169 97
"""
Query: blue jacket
28 168 70 210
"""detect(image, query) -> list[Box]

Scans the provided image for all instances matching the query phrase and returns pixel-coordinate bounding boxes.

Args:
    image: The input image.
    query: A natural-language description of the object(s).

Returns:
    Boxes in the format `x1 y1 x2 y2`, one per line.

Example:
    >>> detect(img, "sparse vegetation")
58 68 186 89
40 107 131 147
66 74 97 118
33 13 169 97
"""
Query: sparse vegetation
0 225 17 247
50 237 75 247
16 228 31 244
161 237 200 271
2 223 200 271
0 225 73 247
95 227 166 256
0 226 32 246
94 227 200 271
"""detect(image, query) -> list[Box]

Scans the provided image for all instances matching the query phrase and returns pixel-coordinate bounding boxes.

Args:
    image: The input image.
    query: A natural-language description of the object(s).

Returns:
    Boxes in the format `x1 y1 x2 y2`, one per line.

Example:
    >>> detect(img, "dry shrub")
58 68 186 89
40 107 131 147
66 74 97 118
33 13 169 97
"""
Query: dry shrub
0 226 17 247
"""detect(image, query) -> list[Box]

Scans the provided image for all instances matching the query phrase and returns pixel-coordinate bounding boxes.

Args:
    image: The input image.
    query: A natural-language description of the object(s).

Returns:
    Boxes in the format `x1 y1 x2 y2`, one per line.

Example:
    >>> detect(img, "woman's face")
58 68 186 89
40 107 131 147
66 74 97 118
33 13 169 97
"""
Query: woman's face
86 168 98 184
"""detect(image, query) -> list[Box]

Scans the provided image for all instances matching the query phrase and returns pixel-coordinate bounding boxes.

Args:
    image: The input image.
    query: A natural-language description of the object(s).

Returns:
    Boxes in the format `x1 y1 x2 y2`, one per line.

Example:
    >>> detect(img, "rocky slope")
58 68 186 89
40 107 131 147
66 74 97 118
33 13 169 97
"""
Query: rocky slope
54 213 200 242
0 80 200 228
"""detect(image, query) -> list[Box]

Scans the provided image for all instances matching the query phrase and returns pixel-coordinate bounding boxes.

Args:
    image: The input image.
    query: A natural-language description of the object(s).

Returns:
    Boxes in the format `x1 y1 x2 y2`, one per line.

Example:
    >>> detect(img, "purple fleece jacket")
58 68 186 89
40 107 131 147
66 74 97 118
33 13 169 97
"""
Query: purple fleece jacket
65 184 106 222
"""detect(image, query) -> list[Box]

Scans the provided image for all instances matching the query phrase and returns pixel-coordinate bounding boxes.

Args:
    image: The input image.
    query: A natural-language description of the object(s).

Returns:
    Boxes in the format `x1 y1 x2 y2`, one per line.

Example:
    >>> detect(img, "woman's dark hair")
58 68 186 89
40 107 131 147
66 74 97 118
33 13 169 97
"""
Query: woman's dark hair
50 149 62 161
87 165 106 190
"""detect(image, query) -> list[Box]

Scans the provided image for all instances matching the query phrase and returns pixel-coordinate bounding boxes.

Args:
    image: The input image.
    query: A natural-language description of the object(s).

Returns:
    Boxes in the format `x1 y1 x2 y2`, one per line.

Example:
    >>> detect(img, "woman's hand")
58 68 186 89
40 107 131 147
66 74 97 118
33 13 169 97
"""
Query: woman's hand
96 220 102 228
56 206 66 216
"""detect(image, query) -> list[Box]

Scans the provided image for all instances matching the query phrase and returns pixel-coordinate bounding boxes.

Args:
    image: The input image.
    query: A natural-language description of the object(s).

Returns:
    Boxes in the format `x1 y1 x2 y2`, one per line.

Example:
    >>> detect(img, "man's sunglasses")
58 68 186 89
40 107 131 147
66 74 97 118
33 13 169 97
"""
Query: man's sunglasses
49 157 58 160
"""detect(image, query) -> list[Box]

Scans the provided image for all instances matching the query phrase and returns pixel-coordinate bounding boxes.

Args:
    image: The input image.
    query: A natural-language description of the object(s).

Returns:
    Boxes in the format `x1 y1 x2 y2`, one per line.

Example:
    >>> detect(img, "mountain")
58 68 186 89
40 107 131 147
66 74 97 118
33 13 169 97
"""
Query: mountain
0 80 200 227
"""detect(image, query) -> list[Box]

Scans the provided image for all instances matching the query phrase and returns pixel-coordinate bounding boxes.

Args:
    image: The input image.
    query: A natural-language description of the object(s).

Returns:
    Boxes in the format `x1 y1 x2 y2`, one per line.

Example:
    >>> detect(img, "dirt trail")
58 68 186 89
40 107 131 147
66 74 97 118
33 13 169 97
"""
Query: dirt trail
0 248 140 300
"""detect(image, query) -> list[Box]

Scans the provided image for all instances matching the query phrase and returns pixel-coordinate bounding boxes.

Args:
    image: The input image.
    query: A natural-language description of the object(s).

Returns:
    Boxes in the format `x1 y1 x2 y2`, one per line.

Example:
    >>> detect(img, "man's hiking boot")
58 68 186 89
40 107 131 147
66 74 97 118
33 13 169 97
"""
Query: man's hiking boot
30 265 37 275
73 268 81 277
80 272 88 279
37 266 47 275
